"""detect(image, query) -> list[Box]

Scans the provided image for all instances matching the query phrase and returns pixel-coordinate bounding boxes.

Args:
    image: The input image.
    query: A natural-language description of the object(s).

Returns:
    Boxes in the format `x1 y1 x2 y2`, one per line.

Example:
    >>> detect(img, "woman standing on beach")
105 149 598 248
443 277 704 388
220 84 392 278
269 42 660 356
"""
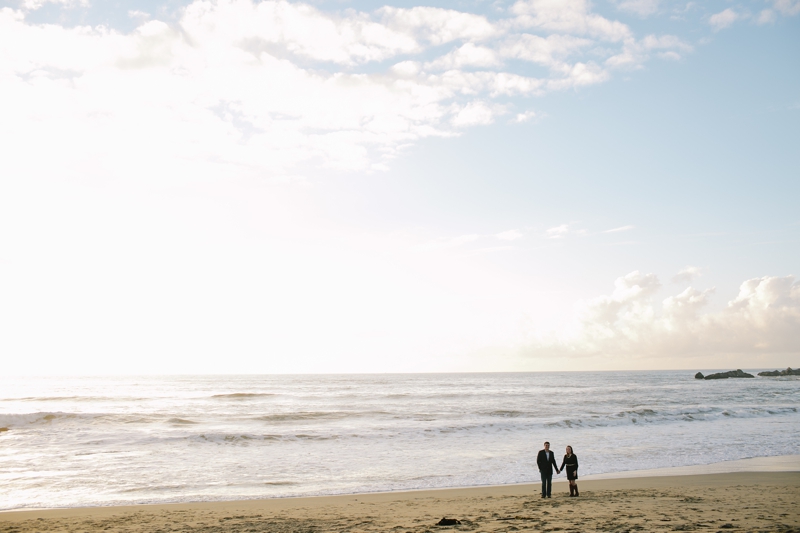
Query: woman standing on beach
560 446 579 496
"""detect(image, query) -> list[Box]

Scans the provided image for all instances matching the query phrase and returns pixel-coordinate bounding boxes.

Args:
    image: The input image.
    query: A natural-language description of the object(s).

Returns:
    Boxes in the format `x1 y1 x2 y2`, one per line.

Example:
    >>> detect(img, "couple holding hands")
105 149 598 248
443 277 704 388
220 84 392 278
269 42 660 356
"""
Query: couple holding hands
536 441 579 498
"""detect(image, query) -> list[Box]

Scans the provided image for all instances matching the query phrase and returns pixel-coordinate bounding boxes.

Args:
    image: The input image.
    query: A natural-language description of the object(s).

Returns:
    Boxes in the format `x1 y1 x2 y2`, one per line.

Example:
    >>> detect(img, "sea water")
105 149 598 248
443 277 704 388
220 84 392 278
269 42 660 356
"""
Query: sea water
1 371 798 510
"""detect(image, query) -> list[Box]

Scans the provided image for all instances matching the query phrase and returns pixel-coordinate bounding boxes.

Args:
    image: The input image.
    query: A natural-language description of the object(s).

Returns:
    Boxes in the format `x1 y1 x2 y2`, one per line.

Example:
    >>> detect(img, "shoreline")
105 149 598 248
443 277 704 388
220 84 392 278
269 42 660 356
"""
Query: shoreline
1 473 798 533
2 455 798 519
575 453 800 480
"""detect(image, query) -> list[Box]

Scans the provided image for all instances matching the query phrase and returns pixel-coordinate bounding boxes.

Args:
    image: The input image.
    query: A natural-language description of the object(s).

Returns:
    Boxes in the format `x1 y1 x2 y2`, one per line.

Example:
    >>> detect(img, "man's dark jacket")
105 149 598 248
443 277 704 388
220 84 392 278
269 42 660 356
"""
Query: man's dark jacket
537 449 558 475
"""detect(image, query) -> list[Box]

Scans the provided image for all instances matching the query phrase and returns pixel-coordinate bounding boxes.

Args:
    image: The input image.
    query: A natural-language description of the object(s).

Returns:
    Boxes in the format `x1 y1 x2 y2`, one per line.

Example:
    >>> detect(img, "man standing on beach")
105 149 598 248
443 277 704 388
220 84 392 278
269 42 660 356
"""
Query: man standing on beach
536 441 560 498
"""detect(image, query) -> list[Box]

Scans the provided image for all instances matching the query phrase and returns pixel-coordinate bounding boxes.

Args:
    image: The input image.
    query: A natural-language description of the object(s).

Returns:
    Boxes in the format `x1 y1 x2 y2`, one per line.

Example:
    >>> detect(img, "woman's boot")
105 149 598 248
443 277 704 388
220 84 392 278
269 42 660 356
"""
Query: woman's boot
574 484 579 496
569 485 575 497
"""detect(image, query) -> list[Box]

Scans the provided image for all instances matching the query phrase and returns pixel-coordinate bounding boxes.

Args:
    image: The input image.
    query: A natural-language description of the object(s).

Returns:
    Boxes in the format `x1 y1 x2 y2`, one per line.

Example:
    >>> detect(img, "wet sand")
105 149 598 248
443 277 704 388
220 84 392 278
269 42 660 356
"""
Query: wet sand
2 470 799 532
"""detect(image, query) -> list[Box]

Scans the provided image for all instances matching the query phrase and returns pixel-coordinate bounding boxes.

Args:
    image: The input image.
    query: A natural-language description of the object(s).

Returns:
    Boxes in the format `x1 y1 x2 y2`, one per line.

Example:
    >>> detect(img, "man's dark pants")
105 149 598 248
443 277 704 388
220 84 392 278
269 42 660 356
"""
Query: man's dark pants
540 471 552 497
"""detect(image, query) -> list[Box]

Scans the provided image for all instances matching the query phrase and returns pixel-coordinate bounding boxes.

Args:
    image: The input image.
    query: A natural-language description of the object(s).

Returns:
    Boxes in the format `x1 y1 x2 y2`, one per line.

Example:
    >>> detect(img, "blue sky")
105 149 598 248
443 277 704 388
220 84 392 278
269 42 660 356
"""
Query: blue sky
0 0 798 373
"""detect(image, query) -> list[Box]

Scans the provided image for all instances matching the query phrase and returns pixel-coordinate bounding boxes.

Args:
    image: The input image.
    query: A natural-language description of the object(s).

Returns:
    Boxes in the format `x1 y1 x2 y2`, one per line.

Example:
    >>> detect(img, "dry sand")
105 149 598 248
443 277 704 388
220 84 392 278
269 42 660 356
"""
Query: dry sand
3 471 799 533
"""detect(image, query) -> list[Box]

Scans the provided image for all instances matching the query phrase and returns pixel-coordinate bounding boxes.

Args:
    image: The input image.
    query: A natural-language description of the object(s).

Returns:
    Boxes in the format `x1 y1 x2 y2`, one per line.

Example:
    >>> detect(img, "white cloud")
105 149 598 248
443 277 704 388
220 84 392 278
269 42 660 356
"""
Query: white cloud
672 266 702 284
182 0 420 66
128 10 151 22
605 34 692 68
602 225 634 233
488 72 545 96
755 1 800 22
511 0 633 42
451 101 498 127
546 224 571 238
757 9 777 24
546 61 609 88
0 0 695 180
390 60 421 77
425 42 500 70
500 34 593 69
496 229 524 240
514 110 537 123
520 273 800 361
614 0 660 17
709 8 742 31
20 0 86 11
378 6 498 45
544 222 588 238
640 34 693 52
771 0 800 16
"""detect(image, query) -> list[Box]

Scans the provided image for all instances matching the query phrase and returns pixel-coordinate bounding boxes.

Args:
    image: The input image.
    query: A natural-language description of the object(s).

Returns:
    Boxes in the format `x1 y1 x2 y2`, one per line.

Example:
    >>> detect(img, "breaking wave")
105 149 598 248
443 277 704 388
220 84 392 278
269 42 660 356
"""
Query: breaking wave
211 393 277 399
191 432 339 444
544 406 799 428
251 410 388 422
167 418 198 425
1 396 147 402
1 371 798 510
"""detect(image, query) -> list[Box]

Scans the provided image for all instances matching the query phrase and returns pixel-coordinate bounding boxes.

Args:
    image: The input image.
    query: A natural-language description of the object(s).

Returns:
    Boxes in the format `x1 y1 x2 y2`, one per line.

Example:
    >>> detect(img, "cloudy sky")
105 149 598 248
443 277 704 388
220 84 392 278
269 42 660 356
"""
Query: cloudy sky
0 0 798 374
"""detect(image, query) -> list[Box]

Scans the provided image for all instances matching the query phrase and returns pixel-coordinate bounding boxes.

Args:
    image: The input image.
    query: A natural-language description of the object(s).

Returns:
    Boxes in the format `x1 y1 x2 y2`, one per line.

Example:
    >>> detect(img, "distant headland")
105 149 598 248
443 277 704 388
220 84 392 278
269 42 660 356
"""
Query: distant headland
695 367 800 380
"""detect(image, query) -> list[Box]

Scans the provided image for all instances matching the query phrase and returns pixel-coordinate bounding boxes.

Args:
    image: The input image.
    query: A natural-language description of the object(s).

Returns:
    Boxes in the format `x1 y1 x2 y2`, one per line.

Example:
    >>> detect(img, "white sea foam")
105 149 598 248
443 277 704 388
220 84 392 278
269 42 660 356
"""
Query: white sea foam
0 371 798 510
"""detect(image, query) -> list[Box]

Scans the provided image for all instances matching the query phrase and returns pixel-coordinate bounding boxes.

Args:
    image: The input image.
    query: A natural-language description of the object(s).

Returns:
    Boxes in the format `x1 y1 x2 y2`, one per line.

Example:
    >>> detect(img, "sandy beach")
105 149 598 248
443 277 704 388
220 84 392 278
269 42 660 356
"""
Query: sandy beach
3 466 798 532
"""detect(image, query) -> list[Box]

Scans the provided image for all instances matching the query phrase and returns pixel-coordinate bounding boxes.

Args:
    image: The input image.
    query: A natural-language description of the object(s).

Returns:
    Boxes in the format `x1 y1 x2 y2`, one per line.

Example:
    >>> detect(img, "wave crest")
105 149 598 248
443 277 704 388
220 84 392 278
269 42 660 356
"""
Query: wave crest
544 406 799 428
211 393 277 399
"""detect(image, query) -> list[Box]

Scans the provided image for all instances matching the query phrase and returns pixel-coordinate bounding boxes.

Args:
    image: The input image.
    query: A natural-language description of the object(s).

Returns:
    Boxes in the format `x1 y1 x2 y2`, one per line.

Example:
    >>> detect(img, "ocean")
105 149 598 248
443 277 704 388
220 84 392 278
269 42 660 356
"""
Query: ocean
1 371 798 510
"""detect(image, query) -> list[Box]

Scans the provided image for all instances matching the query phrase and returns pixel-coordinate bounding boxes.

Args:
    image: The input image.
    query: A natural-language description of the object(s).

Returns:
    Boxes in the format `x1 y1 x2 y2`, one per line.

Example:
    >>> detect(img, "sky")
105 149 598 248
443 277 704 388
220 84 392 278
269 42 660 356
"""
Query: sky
0 0 798 374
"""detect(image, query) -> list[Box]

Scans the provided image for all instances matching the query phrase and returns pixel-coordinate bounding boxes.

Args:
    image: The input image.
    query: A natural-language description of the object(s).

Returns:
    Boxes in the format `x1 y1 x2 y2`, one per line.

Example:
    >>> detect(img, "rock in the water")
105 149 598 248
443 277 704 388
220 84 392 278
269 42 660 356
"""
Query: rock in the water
703 369 755 380
437 518 461 526
695 372 704 379
757 367 800 377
